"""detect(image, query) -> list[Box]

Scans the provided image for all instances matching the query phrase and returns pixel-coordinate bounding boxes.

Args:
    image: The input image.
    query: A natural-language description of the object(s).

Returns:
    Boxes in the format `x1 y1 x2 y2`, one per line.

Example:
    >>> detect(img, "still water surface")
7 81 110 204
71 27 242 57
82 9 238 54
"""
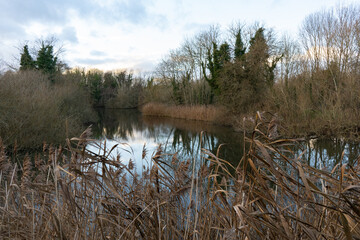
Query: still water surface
90 109 360 172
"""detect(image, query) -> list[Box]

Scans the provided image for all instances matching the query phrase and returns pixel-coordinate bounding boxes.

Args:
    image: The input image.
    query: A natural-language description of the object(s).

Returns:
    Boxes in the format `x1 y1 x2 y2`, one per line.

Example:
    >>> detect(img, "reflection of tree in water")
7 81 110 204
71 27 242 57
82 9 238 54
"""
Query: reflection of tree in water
296 138 360 169
93 110 246 169
142 116 245 168
93 109 144 140
93 109 360 176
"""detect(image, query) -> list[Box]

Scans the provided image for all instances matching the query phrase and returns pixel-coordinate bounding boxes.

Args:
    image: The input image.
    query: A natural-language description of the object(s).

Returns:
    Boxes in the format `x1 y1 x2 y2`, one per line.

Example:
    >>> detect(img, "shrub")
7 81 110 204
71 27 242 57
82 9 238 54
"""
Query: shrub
0 70 95 149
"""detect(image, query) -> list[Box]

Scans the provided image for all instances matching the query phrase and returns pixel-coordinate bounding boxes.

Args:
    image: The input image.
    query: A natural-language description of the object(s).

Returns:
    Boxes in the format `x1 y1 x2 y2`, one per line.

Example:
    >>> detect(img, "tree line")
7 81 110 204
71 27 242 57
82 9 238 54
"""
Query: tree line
12 3 360 136
151 4 360 135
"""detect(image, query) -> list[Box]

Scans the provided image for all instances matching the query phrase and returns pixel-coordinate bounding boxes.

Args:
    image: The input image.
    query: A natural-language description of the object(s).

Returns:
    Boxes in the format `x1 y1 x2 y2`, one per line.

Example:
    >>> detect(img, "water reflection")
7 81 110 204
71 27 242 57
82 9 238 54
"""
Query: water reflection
91 109 244 169
298 138 360 169
92 109 359 172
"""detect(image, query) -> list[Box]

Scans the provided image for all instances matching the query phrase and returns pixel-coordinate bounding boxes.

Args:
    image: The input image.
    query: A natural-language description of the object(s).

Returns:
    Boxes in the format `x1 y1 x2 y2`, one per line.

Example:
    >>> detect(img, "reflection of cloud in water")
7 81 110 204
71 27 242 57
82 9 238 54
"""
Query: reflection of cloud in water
87 134 160 174
91 109 360 175
92 109 245 172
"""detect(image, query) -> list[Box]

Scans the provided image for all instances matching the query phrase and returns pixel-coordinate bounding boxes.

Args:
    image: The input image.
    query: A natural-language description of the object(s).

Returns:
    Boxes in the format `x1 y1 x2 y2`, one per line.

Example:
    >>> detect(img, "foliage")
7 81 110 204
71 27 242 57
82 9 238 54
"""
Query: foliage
74 69 144 108
150 4 360 137
217 27 281 113
106 80 143 109
202 42 231 101
154 26 220 106
19 40 60 82
86 71 103 105
36 43 58 77
19 45 36 71
142 78 173 104
234 29 246 61
260 4 360 137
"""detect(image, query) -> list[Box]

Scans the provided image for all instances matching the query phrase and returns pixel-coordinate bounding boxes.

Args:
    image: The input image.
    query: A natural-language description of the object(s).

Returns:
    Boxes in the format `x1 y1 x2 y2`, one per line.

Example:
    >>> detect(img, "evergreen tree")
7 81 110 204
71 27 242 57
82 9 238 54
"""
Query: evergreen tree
36 43 57 76
218 27 281 112
248 27 281 87
247 27 269 94
202 42 220 100
234 30 246 61
202 41 232 102
219 42 231 66
249 28 268 61
20 45 36 70
87 71 103 105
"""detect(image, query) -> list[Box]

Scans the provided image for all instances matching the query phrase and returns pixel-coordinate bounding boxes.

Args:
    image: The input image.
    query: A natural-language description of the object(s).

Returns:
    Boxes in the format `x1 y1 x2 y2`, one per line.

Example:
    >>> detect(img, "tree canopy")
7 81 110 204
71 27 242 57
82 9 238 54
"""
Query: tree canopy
19 40 59 81
20 45 36 71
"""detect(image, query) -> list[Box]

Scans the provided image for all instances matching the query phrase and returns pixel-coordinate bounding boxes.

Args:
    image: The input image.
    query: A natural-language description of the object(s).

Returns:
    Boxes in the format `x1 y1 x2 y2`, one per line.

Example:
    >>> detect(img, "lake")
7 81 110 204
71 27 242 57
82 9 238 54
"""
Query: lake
89 109 360 173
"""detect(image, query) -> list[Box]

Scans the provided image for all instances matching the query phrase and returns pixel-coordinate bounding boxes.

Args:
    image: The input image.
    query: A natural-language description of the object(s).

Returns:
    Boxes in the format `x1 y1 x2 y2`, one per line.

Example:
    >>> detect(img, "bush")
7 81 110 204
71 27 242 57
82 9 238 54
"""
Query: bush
0 70 95 149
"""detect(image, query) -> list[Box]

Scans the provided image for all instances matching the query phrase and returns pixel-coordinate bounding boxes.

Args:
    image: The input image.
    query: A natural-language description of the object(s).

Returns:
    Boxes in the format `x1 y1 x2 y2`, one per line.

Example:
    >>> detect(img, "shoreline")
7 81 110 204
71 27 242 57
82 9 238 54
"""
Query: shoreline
141 102 232 126
140 102 360 141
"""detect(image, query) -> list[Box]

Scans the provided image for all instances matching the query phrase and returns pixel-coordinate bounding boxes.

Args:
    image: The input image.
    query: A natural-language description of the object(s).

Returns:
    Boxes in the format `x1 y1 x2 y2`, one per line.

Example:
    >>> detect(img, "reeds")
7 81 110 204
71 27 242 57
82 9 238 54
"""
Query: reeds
141 102 229 124
0 114 359 239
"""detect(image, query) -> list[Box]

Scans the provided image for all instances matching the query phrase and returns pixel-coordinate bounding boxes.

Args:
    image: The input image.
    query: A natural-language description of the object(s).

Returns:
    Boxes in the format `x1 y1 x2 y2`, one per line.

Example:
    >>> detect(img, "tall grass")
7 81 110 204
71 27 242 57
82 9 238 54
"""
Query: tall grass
141 102 230 125
1 114 359 239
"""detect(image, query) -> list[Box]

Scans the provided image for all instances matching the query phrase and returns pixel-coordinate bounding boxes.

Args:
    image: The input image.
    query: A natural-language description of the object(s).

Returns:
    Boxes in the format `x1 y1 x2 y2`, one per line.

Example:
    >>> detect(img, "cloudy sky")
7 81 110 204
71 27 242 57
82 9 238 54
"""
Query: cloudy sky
0 0 357 72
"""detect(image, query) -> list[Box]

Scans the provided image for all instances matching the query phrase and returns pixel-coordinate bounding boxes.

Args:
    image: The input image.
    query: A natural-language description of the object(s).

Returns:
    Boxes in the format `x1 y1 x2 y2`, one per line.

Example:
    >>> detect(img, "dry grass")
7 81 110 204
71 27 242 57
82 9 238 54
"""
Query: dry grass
141 102 230 125
0 114 360 239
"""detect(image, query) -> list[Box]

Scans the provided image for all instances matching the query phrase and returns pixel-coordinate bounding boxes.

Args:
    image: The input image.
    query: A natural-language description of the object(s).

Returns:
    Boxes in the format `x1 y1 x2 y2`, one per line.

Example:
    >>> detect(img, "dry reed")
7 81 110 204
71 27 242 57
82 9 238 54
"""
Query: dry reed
0 113 359 239
141 102 229 124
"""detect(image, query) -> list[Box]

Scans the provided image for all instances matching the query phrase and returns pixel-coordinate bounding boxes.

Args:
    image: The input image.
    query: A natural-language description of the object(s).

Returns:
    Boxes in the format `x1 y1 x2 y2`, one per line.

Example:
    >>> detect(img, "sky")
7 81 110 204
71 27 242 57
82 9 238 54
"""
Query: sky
0 0 358 73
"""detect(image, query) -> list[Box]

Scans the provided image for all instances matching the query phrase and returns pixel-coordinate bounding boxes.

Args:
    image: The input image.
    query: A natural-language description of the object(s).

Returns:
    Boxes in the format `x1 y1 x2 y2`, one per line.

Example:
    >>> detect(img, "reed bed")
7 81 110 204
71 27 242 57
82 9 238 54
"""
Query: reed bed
0 114 359 239
141 102 229 124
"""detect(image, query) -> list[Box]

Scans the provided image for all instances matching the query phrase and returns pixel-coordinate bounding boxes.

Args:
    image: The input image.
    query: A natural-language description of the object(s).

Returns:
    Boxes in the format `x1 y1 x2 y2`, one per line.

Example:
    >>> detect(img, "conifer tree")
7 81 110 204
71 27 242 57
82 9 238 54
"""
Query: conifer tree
234 30 246 61
20 45 36 70
219 42 231 65
248 27 281 88
202 41 232 102
247 27 269 93
202 42 220 99
36 43 57 76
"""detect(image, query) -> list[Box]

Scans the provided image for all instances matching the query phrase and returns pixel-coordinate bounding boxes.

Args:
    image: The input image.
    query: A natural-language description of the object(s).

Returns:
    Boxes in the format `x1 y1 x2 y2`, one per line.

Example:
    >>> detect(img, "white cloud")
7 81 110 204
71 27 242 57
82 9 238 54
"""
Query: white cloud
0 0 357 72
60 26 79 44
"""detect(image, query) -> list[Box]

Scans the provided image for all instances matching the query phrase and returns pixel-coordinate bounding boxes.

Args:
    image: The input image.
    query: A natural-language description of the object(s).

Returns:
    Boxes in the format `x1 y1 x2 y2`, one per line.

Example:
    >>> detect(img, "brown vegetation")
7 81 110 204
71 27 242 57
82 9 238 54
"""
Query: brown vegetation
264 70 360 138
0 115 359 239
259 4 360 138
0 70 95 149
141 102 230 125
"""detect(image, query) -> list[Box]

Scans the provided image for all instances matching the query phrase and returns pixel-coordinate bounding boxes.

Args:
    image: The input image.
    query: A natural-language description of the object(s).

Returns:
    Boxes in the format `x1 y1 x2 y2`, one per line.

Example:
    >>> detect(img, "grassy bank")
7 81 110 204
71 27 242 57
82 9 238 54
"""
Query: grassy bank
0 116 359 239
141 102 231 125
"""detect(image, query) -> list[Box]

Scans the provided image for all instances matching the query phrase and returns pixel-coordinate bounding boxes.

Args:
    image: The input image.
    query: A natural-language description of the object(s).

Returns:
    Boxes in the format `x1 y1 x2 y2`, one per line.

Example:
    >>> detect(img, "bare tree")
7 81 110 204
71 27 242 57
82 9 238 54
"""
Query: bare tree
299 4 360 75
278 34 301 85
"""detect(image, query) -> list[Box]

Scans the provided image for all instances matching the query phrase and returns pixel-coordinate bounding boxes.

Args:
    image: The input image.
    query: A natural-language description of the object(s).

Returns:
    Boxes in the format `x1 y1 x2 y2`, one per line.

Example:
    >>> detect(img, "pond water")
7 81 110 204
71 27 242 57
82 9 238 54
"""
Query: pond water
89 109 360 172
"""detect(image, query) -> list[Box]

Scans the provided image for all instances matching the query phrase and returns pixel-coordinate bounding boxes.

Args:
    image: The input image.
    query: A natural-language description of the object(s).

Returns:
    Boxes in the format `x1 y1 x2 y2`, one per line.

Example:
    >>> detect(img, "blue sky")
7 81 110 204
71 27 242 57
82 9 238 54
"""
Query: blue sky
0 0 358 73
